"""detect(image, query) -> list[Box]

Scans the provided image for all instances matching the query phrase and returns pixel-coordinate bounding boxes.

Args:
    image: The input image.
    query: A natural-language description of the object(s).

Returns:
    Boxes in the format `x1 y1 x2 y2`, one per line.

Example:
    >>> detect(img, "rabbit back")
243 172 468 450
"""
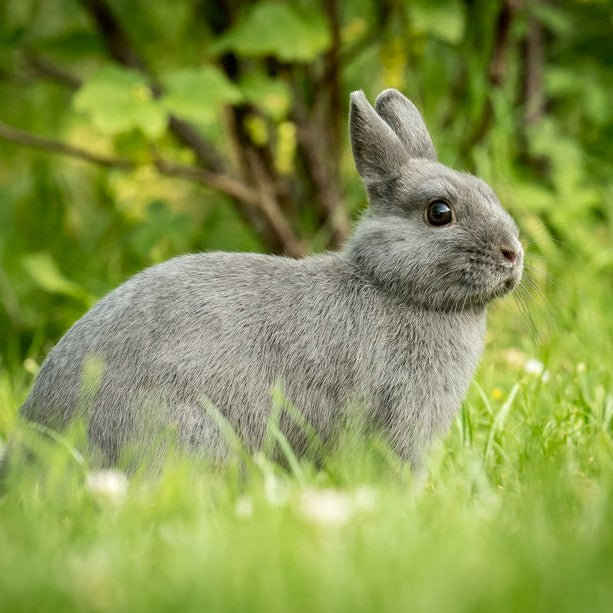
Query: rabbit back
20 252 368 464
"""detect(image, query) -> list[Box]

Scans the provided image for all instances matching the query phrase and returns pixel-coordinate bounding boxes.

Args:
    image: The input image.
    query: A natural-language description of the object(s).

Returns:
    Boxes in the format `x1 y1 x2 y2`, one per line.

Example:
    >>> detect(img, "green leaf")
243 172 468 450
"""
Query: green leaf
22 253 95 307
239 73 291 120
161 67 243 124
73 66 167 138
545 67 578 97
212 2 330 62
409 0 465 45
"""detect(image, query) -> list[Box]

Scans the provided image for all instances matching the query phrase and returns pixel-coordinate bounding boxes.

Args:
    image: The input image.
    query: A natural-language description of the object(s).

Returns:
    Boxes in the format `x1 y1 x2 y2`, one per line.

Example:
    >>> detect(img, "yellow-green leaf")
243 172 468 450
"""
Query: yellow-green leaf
22 252 95 307
212 2 330 62
73 66 167 138
161 66 243 124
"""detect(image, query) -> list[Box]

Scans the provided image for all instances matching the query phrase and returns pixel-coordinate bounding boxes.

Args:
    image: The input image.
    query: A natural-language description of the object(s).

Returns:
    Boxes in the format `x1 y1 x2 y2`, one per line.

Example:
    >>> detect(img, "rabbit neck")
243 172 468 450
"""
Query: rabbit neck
343 214 492 315
342 250 485 317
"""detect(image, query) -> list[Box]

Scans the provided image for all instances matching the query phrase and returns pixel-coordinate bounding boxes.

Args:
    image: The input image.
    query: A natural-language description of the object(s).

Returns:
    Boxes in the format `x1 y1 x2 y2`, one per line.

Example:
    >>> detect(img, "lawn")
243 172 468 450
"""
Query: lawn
1 250 611 613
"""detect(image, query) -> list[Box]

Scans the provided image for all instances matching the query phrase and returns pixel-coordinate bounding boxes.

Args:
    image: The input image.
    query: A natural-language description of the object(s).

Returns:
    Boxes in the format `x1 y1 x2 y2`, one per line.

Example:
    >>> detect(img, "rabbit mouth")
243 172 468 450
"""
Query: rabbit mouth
488 270 521 299
502 274 519 292
463 268 522 307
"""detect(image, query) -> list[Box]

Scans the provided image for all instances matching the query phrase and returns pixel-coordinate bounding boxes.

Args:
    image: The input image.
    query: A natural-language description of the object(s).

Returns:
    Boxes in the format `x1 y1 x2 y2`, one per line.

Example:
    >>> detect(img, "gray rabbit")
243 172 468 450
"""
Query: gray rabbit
20 89 523 469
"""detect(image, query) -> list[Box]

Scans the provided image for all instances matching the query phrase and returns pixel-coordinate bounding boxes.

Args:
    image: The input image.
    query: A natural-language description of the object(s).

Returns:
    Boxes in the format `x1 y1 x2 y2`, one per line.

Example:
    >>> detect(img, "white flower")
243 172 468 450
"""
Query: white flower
86 470 128 505
264 473 289 506
524 358 544 375
504 348 527 368
235 495 254 518
297 488 354 527
524 358 550 381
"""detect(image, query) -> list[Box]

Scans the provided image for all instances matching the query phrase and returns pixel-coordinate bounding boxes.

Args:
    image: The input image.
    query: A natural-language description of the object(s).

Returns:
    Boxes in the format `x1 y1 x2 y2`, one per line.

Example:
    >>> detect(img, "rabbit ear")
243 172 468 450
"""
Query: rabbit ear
374 89 437 161
349 90 408 185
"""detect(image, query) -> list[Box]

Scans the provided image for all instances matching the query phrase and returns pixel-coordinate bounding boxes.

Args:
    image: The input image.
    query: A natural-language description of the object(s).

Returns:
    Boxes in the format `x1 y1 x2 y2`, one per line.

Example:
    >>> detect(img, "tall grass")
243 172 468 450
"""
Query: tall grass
0 251 611 613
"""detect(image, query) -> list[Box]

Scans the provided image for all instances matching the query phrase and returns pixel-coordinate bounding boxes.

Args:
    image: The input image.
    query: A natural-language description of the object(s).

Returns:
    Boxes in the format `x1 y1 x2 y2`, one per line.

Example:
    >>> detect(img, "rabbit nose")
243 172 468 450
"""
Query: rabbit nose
499 244 518 264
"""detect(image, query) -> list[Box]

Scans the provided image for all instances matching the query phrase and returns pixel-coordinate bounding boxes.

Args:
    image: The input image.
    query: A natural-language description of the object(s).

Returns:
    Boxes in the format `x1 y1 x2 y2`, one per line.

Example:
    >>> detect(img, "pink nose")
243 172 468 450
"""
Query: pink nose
500 245 517 263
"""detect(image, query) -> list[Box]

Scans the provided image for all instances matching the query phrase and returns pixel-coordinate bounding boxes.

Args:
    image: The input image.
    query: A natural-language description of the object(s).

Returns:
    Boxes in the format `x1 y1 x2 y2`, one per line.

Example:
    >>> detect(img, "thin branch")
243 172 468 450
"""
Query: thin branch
461 0 517 157
244 149 306 258
154 159 261 206
291 76 350 248
0 120 308 256
0 121 134 170
16 47 302 255
0 121 260 205
23 48 226 173
522 11 545 126
489 2 515 87
22 51 81 90
322 0 342 163
319 0 393 88
167 116 225 172
78 0 147 71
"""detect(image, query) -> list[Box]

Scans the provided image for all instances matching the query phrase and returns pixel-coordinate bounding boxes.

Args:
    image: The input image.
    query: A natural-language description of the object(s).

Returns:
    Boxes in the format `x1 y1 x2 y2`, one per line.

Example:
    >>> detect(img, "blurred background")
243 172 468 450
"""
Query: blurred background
0 0 611 397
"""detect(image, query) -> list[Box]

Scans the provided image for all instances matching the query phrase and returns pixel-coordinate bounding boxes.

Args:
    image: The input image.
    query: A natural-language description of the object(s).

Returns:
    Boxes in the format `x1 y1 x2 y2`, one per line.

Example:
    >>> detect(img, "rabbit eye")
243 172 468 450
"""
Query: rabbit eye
426 200 453 226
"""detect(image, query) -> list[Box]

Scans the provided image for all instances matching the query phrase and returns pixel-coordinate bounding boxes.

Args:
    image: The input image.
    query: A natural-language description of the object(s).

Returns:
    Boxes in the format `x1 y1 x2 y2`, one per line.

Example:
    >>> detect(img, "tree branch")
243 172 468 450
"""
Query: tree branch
522 11 545 126
0 120 307 256
22 51 81 90
23 47 227 174
0 121 260 204
460 0 517 157
154 159 261 206
243 149 306 258
78 0 147 71
17 53 302 257
322 0 342 164
291 74 350 248
0 121 134 170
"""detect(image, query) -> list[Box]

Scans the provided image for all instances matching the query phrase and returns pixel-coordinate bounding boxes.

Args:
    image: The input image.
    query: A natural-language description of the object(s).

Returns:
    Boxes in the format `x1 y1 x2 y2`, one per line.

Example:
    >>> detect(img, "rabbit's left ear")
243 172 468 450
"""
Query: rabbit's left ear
375 89 437 161
349 90 408 185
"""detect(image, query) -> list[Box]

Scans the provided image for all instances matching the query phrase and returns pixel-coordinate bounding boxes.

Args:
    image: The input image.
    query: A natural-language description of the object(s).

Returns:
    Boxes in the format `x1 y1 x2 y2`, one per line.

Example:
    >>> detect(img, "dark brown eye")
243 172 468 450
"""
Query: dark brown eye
426 200 453 226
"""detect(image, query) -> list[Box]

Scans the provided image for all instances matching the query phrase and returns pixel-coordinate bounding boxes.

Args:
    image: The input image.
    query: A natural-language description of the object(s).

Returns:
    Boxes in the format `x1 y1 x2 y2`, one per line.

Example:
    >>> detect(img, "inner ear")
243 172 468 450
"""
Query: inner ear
375 89 437 161
349 90 408 185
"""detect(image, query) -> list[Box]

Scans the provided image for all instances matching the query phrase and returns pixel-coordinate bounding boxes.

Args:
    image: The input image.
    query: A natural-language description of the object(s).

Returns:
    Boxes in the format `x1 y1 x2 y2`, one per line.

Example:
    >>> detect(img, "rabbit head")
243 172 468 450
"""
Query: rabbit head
346 89 523 312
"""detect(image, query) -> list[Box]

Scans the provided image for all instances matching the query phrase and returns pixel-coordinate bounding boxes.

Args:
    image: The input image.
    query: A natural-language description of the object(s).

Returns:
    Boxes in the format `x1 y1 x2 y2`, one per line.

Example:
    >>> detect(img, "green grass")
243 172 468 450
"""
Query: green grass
0 254 612 613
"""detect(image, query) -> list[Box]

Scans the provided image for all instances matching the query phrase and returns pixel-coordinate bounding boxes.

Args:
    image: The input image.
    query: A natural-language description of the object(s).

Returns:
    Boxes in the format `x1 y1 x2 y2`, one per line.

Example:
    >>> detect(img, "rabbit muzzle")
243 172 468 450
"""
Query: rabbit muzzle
491 238 524 297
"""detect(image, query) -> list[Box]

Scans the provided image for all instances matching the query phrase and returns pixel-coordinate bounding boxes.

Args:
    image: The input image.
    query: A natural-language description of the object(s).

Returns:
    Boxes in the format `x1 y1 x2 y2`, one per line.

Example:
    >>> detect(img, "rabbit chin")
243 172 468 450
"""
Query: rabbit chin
462 269 523 309
413 265 523 312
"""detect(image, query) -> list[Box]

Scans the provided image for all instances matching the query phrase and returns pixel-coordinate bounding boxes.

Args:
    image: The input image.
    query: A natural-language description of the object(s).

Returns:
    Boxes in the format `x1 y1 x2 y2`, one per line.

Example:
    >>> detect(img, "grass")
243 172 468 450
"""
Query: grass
0 252 612 613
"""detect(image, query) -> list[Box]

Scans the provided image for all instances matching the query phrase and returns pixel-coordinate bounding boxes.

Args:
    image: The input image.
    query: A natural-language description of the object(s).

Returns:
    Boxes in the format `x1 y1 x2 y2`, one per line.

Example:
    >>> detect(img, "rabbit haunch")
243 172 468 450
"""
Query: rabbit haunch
21 89 523 468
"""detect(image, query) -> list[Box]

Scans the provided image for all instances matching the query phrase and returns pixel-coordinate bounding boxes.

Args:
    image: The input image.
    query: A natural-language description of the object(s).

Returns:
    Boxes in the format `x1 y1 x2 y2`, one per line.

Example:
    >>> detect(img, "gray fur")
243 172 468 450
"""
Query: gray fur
20 89 523 469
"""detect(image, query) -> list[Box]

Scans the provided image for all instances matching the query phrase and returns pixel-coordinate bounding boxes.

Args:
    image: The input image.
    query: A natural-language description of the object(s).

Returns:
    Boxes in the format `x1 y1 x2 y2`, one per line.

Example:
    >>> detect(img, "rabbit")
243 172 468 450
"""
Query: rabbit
19 88 523 470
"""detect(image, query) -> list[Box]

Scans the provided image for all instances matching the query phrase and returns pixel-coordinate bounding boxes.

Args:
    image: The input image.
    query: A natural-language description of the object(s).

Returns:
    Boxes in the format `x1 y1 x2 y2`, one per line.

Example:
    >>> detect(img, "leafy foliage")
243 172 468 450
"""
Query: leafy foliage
74 66 167 138
212 2 331 61
162 67 243 124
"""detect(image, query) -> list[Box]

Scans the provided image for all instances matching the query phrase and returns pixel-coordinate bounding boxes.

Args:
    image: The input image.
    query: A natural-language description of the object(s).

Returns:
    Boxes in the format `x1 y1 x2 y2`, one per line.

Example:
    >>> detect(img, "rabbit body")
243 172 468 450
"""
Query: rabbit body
20 89 522 467
21 251 485 466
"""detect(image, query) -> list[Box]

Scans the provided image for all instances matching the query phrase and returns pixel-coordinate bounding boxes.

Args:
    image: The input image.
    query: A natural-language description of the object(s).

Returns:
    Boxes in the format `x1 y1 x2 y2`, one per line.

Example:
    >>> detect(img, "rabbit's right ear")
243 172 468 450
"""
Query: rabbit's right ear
349 90 407 186
375 89 437 161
